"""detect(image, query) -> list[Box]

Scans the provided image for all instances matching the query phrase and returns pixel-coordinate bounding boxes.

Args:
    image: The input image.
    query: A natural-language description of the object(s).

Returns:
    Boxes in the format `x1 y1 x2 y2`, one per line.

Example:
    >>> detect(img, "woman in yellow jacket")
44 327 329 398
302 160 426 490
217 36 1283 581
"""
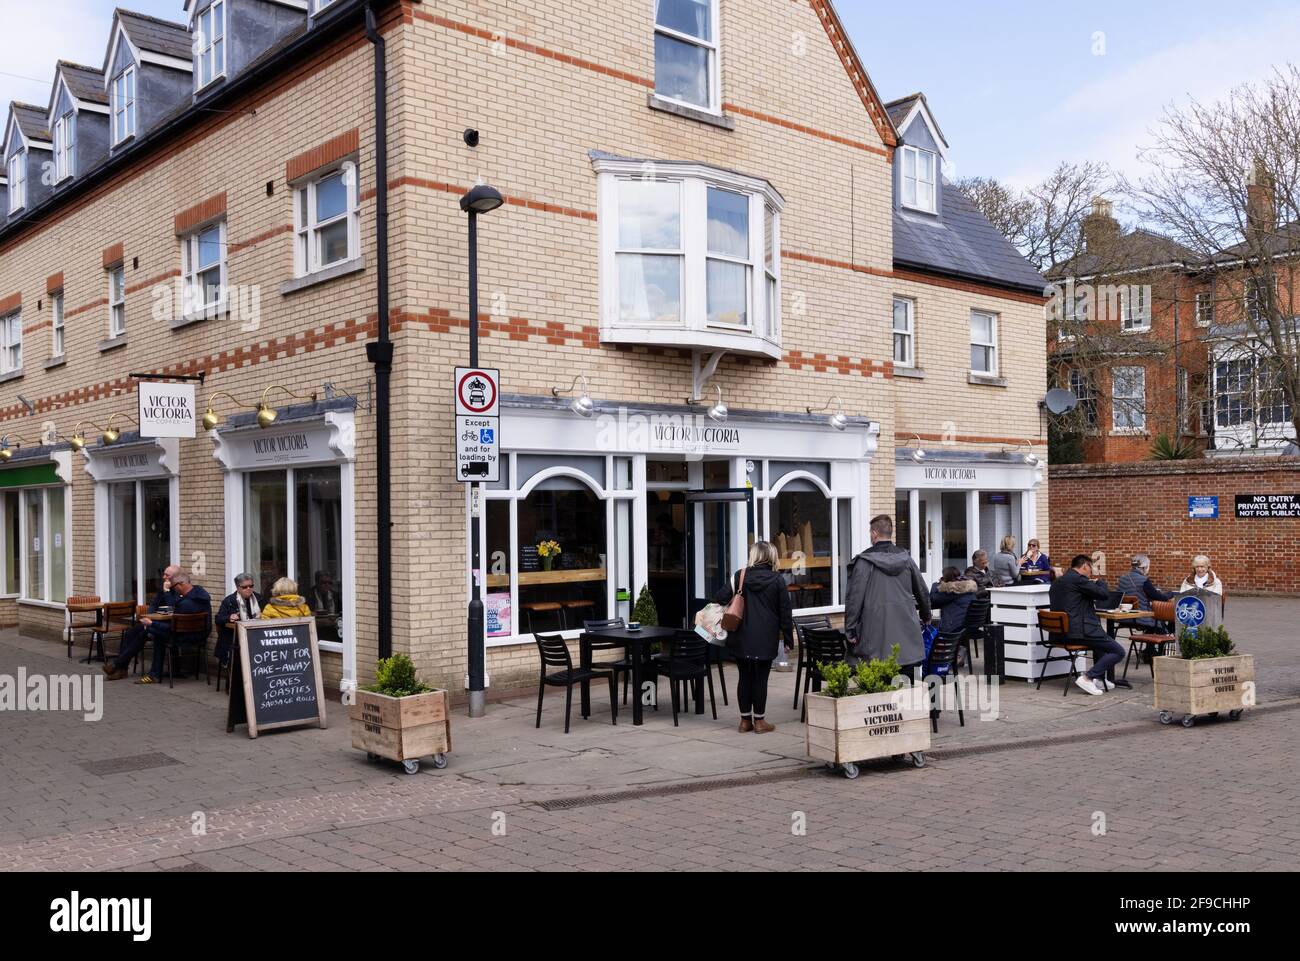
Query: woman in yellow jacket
262 577 314 618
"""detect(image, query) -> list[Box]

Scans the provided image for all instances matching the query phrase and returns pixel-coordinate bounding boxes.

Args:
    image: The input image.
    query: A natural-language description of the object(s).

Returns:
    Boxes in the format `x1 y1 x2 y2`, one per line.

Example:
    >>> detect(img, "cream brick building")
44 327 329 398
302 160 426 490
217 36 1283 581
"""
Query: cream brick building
0 0 1047 699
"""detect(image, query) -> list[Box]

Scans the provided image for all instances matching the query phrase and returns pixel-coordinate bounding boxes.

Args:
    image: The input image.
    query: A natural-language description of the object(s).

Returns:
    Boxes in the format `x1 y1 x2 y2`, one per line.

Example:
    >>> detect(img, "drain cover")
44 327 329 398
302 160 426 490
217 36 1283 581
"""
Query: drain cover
79 753 181 776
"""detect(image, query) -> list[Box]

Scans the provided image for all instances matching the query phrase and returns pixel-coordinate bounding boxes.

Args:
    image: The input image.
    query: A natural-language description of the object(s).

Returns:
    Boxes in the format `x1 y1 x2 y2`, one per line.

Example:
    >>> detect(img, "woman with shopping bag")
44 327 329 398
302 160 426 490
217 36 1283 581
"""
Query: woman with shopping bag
713 541 794 733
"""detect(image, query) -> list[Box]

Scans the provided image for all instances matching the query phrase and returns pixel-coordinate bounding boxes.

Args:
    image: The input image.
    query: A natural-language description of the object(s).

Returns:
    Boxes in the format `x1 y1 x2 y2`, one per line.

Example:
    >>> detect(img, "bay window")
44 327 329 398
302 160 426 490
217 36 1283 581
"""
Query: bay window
111 68 135 145
654 0 719 112
293 165 360 277
901 146 937 213
195 1 227 91
53 112 75 182
0 484 68 603
597 157 783 356
182 220 227 317
7 150 25 212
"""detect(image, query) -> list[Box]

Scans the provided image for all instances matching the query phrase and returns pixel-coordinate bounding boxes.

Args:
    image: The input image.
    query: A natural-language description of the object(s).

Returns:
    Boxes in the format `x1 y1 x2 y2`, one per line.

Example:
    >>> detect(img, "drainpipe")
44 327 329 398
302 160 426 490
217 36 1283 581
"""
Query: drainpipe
364 3 394 666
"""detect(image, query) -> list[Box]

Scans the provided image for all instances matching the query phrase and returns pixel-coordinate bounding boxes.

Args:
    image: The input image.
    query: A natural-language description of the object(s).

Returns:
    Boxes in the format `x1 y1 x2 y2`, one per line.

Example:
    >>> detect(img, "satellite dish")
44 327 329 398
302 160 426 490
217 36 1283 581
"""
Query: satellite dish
1044 388 1080 415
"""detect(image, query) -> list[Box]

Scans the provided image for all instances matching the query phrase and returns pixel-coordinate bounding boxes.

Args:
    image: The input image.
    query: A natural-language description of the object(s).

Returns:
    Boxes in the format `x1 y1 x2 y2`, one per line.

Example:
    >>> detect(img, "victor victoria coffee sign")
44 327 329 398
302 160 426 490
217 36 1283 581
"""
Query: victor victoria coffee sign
137 382 197 439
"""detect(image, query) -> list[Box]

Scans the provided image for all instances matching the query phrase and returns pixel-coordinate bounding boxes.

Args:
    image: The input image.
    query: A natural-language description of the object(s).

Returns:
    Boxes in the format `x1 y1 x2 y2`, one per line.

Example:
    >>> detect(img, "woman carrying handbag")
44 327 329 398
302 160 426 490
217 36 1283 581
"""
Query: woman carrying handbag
713 541 794 733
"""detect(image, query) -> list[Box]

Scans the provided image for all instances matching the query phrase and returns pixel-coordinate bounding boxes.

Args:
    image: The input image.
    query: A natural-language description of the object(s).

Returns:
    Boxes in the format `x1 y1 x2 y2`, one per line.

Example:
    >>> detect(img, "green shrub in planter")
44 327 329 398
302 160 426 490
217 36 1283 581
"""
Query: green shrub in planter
817 644 902 698
368 653 431 697
632 585 659 626
1179 624 1235 660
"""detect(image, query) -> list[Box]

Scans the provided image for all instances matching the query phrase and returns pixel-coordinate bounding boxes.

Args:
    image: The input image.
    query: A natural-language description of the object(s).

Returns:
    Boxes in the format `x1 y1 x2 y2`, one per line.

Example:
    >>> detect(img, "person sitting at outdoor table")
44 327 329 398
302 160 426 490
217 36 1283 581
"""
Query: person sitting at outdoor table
1048 554 1127 695
1117 553 1174 633
963 550 994 591
1179 554 1224 596
929 566 980 633
261 577 314 618
1019 538 1054 583
991 536 1021 587
106 572 211 684
215 572 265 666
101 564 180 681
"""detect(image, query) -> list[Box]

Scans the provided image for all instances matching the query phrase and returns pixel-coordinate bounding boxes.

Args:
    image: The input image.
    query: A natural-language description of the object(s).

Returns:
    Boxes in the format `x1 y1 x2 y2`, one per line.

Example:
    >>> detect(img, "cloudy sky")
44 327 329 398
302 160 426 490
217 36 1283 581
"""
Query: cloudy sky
2 0 1296 189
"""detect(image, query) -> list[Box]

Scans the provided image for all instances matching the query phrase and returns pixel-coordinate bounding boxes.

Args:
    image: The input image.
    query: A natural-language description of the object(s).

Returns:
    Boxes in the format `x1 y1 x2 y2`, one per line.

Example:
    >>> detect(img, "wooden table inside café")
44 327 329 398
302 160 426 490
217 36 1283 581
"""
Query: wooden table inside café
577 626 680 726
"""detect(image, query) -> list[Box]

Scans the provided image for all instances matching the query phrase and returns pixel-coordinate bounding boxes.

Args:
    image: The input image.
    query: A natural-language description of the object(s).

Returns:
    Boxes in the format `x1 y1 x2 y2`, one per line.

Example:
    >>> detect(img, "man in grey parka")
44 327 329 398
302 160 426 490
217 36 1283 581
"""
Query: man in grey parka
843 514 932 669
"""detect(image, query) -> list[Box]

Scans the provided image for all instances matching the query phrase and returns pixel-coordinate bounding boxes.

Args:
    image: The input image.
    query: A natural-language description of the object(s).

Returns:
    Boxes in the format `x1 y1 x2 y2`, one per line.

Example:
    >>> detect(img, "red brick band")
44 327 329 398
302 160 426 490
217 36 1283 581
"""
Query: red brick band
46 272 64 294
0 292 20 315
102 243 124 268
174 192 228 235
286 129 360 183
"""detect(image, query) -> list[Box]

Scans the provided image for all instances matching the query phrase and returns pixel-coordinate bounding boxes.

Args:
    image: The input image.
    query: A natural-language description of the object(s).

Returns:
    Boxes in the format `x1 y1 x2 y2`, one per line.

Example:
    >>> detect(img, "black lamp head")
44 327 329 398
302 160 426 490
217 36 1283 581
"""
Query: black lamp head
460 184 504 214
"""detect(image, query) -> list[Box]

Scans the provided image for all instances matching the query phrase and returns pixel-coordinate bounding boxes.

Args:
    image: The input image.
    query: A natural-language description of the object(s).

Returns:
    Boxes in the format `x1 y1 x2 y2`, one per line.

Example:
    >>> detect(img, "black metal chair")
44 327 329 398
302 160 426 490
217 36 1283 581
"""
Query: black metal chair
533 632 617 732
799 627 848 722
923 629 966 732
1035 610 1092 696
654 632 716 726
792 615 832 709
162 613 212 688
959 594 992 671
582 617 636 705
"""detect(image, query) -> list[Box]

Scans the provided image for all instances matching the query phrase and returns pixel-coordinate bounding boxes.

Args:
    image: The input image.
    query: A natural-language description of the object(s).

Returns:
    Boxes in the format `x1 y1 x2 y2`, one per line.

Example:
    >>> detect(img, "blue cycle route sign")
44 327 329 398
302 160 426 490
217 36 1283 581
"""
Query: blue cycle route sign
1176 596 1207 637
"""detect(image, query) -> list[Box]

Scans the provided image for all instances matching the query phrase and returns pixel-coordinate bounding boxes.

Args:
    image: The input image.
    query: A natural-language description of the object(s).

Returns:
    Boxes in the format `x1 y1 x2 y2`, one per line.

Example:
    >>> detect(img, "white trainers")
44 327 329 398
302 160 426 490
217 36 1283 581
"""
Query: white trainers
1098 678 1115 691
1075 676 1105 696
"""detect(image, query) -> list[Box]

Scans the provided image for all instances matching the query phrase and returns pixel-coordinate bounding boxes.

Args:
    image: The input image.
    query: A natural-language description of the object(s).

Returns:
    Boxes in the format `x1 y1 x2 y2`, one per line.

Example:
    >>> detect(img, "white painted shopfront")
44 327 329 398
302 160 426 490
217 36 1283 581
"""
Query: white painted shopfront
894 451 1045 585
472 397 880 647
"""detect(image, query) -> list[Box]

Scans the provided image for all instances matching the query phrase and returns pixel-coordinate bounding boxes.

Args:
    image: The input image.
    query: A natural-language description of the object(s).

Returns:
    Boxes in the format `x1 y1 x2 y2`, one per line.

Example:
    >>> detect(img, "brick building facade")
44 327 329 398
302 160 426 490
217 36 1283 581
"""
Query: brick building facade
0 0 1047 698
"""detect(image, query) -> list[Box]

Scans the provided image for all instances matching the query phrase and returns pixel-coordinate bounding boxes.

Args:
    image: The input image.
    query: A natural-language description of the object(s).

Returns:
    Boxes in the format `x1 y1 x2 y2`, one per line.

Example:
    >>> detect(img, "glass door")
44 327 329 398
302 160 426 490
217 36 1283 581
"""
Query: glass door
685 488 755 624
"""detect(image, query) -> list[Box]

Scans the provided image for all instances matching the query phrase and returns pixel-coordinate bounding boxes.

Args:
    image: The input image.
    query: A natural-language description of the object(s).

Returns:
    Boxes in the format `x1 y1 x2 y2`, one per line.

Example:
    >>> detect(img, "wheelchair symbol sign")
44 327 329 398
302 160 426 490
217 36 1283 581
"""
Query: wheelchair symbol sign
479 428 494 444
1176 597 1206 627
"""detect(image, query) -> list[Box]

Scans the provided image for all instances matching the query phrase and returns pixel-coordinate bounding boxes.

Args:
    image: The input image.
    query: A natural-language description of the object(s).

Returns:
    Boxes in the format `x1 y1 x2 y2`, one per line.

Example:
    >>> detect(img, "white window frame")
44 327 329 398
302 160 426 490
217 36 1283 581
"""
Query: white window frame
1111 366 1147 434
111 67 136 145
1244 278 1270 326
7 150 26 213
653 0 721 114
181 220 228 318
53 112 75 182
1 311 21 374
1120 286 1151 332
2 486 70 604
704 185 754 330
892 296 915 368
51 292 64 357
900 145 937 214
194 0 228 92
1195 291 1214 328
595 158 783 355
1069 368 1098 433
969 310 998 376
292 164 361 278
108 264 126 337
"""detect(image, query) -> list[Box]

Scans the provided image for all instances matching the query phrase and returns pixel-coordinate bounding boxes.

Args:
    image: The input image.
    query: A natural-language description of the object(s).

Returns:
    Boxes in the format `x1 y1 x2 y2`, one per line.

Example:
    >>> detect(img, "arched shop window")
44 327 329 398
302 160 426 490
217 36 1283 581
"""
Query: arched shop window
767 475 836 610
516 479 608 630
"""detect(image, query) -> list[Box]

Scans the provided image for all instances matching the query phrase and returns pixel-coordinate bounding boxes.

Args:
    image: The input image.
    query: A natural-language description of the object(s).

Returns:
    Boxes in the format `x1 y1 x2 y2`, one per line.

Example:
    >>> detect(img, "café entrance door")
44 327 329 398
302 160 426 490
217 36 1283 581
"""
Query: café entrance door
685 488 756 626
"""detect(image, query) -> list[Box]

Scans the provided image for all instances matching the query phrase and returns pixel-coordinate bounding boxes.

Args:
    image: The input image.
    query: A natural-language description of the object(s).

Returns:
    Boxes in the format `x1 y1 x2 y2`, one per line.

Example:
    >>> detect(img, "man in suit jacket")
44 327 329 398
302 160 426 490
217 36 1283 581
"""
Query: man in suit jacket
215 572 266 666
1049 554 1126 695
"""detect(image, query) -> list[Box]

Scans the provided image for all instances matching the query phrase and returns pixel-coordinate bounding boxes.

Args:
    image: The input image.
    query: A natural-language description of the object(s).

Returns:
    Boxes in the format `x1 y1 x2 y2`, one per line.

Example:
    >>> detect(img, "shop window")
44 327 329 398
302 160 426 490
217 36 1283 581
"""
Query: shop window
109 482 137 601
485 499 512 638
768 480 832 609
3 491 18 594
245 466 343 640
516 484 607 629
107 478 172 604
654 0 719 112
0 486 66 602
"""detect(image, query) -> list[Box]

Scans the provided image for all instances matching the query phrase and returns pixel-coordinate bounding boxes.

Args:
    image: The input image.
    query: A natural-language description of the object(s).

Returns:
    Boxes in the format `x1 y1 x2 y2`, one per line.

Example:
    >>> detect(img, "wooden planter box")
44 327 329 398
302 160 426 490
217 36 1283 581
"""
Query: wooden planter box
1153 655 1255 724
805 688 930 775
350 689 451 762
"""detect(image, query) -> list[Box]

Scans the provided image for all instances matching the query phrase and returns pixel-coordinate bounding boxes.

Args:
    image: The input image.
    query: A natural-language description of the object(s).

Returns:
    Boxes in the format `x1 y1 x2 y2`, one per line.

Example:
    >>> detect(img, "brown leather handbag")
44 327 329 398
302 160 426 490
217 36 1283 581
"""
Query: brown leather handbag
721 567 746 632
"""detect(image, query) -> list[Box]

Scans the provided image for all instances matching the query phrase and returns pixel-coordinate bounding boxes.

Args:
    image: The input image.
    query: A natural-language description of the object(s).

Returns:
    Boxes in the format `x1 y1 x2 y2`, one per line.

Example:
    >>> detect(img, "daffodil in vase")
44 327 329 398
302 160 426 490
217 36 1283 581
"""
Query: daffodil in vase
537 540 562 572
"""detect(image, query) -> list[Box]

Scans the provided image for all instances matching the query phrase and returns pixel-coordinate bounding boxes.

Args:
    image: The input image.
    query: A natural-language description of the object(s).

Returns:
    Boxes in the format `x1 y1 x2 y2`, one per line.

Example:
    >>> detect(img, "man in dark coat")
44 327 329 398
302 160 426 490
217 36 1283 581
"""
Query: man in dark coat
844 515 931 669
215 572 267 666
1049 554 1127 695
964 550 995 591
103 563 179 680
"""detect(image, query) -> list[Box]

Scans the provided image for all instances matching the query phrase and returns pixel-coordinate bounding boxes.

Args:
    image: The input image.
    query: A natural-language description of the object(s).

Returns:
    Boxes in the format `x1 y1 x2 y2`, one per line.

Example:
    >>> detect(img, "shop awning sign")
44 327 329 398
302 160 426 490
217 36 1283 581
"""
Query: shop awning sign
455 368 500 482
137 381 196 439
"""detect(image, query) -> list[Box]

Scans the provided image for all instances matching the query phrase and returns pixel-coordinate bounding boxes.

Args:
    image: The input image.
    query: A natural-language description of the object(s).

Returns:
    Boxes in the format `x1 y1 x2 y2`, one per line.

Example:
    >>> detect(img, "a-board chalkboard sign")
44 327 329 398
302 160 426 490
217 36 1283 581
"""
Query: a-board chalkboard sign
226 617 328 738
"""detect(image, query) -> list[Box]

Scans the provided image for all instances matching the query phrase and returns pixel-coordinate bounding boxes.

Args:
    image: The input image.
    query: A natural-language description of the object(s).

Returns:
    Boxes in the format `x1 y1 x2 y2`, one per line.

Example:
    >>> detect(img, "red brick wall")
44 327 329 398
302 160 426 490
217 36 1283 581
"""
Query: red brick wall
1049 458 1300 595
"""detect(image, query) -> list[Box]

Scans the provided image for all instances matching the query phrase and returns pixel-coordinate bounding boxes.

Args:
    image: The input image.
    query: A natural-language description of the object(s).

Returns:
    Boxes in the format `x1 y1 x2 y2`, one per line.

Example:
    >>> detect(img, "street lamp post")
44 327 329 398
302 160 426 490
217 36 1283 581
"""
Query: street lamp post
460 184 503 718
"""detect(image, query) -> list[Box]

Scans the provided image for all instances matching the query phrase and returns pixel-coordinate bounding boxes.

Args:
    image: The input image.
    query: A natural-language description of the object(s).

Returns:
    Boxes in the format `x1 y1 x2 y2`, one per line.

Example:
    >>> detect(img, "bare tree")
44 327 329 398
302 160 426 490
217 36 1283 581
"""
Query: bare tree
1127 65 1300 449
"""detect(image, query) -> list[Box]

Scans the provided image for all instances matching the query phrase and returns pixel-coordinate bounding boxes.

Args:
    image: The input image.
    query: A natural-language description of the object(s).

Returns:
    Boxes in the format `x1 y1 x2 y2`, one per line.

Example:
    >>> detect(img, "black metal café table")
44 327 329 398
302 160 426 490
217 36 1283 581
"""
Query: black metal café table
577 626 682 726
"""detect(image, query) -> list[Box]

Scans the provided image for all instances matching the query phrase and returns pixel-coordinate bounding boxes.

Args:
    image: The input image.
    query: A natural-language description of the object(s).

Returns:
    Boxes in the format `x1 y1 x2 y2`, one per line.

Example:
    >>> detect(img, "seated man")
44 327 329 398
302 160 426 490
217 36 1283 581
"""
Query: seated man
106 572 212 684
964 550 994 592
1116 553 1174 633
102 564 179 681
1048 554 1128 695
215 572 266 666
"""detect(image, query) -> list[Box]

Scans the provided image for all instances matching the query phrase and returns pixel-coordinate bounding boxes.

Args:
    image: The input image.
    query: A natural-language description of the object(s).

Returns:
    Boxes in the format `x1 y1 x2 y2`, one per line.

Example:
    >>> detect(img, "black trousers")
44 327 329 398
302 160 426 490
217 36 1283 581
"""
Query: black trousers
113 624 169 678
736 658 773 717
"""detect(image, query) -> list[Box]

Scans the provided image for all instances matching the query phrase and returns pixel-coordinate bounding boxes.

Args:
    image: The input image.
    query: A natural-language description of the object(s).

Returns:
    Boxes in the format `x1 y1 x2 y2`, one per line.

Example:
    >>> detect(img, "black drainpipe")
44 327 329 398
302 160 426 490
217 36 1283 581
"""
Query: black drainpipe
364 3 393 662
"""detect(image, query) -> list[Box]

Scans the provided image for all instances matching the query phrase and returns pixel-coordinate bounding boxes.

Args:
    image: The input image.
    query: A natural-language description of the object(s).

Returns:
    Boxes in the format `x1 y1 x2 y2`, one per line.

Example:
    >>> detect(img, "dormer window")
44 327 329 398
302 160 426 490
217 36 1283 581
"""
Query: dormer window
195 1 227 91
6 151 25 212
111 68 136 144
901 145 937 213
53 112 76 182
654 0 719 113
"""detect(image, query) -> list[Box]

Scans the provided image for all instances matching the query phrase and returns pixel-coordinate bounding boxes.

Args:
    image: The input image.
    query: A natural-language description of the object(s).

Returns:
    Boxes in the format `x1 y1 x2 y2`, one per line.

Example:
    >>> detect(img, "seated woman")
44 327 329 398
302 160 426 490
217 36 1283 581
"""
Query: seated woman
1018 538 1054 583
261 577 314 618
1179 554 1224 596
929 566 980 634
1117 554 1174 632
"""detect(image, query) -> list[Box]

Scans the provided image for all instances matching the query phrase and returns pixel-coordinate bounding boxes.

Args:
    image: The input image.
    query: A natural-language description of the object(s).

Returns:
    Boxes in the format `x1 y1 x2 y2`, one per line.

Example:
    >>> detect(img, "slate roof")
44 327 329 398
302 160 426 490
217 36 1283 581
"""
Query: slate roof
10 103 52 144
893 180 1046 294
884 93 921 130
1212 220 1300 262
115 9 194 62
1048 228 1198 279
56 62 109 106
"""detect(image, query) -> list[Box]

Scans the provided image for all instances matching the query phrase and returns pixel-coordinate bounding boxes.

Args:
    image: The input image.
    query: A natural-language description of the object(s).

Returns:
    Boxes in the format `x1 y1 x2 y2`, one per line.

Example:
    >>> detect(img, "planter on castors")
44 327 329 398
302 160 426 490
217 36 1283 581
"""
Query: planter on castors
349 654 451 774
1153 623 1253 728
803 645 930 779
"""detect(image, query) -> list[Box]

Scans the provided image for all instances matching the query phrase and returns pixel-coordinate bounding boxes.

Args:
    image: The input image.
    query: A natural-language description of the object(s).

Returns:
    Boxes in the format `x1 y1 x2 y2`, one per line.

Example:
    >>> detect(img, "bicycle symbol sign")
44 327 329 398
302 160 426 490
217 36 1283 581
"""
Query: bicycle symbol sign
1176 597 1206 626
